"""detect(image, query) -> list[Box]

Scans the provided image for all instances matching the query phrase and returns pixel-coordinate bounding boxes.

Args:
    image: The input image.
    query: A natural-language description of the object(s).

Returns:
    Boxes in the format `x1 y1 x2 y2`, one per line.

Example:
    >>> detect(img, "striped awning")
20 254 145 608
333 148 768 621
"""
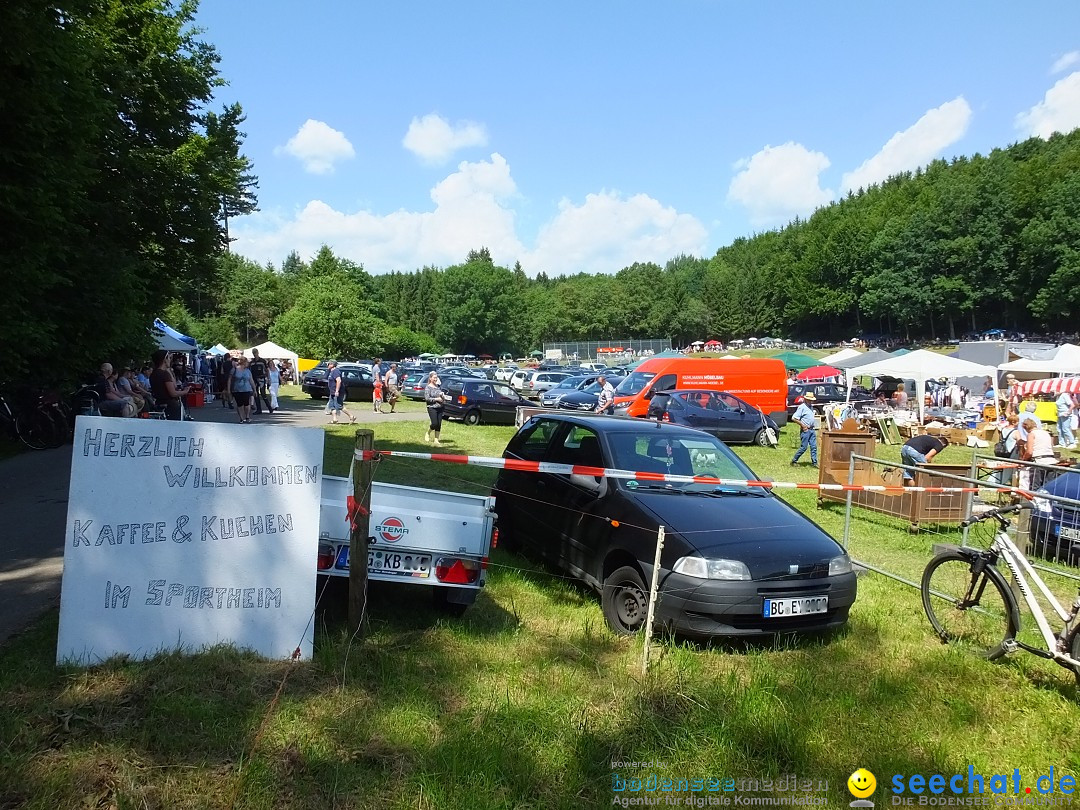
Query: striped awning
1015 376 1080 396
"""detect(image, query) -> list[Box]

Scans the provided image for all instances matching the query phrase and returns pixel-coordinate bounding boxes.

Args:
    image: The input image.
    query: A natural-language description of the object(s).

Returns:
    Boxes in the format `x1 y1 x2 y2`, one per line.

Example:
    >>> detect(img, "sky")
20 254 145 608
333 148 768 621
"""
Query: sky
194 1 1080 278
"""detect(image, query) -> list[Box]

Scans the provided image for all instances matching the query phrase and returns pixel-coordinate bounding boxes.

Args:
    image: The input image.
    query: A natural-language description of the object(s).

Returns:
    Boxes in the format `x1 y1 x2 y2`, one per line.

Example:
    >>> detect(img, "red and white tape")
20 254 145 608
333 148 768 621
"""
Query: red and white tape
355 449 1022 495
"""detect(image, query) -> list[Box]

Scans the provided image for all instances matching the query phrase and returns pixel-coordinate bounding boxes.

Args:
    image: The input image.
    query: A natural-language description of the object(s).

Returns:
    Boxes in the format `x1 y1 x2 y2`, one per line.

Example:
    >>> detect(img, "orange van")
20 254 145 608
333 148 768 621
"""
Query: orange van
611 357 789 425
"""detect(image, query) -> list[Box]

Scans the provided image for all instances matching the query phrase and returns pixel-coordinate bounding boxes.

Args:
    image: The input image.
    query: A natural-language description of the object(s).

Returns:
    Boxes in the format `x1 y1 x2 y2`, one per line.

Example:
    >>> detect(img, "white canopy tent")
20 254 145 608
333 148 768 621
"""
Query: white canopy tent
243 340 299 370
820 347 862 365
998 343 1080 376
845 350 998 420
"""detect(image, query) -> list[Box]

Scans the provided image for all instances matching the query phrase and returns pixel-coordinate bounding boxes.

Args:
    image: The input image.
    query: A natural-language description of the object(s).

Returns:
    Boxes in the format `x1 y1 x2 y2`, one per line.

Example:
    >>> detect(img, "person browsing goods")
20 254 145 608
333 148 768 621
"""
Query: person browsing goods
595 375 615 414
790 391 818 467
899 434 950 484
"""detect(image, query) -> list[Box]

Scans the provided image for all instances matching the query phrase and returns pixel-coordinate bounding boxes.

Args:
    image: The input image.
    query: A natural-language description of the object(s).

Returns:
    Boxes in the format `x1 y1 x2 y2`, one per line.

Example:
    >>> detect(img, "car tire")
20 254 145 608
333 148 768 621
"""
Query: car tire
602 565 649 635
464 409 481 426
754 429 772 447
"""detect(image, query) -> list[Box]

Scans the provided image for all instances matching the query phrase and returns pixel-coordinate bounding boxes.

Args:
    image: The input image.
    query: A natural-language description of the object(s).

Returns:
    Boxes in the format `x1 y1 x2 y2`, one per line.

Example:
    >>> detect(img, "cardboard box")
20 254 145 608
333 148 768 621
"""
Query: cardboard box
944 427 970 444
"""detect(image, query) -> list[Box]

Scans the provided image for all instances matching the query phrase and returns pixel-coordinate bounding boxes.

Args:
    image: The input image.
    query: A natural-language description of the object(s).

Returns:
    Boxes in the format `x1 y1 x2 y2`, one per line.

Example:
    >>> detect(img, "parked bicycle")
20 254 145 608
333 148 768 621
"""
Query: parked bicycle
920 503 1080 684
0 389 65 450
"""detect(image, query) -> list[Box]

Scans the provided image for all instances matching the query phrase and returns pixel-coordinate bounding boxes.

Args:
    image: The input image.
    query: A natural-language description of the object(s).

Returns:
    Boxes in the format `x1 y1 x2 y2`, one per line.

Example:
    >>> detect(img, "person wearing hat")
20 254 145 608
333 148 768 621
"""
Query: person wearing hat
790 392 818 467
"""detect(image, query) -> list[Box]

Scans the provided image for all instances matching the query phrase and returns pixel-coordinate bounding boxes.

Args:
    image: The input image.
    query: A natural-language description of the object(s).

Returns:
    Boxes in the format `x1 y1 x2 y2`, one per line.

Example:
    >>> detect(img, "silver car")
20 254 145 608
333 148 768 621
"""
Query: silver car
539 374 599 407
522 371 573 398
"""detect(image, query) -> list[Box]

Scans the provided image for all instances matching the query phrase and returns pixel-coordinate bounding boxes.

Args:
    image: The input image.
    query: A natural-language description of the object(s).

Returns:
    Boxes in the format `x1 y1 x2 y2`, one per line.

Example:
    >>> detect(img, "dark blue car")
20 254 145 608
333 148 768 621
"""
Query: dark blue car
1031 469 1080 565
647 390 779 446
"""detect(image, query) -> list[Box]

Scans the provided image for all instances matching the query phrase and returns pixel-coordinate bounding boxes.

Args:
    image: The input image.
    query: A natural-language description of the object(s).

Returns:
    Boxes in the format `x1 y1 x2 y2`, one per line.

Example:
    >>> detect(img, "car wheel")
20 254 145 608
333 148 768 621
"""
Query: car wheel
602 565 649 635
754 428 772 447
464 409 481 426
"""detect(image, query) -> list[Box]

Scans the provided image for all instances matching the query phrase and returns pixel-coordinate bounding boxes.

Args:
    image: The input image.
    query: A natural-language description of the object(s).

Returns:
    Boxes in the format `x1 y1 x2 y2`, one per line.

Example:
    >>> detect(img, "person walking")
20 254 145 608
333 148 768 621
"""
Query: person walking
1055 390 1077 450
385 363 400 413
594 375 615 414
227 356 255 423
325 360 356 425
790 392 818 467
424 371 446 445
267 359 281 411
216 358 234 410
370 356 384 413
249 348 273 414
899 434 950 484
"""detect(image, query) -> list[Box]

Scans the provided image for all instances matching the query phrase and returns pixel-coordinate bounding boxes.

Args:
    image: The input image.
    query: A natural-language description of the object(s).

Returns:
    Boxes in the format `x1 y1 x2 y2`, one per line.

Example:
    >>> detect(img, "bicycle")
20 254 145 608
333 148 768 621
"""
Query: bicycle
920 503 1080 684
0 390 63 450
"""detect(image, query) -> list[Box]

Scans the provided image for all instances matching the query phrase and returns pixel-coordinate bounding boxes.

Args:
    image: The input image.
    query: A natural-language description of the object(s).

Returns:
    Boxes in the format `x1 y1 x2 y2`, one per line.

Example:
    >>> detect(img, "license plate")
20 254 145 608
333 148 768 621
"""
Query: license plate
337 546 431 578
763 596 828 618
1060 526 1080 541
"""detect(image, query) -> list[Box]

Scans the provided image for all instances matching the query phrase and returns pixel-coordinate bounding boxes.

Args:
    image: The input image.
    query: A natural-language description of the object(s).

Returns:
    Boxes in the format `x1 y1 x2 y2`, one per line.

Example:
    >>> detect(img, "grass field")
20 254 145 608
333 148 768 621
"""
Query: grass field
1 392 1077 809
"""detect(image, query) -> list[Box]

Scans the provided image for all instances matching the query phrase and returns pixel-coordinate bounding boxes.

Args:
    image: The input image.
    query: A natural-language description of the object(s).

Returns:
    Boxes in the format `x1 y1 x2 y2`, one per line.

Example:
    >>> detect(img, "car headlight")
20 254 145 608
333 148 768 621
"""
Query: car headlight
828 554 852 575
672 556 751 580
1032 494 1052 515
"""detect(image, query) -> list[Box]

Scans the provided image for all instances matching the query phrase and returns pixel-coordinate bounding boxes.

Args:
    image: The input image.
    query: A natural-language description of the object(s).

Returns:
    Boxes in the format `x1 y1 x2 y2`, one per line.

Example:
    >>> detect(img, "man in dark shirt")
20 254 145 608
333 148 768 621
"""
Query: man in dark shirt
249 348 273 414
900 434 949 483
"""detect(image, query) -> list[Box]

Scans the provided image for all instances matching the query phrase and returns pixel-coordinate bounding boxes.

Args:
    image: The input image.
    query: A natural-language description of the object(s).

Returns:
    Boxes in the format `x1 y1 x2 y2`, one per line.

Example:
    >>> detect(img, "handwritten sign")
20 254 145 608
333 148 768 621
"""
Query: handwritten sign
57 416 323 665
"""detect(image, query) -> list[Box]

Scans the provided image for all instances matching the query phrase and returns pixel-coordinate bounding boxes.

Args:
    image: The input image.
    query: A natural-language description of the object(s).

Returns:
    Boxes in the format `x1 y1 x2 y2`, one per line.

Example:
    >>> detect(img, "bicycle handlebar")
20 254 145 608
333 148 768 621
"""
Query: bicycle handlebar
960 502 1025 528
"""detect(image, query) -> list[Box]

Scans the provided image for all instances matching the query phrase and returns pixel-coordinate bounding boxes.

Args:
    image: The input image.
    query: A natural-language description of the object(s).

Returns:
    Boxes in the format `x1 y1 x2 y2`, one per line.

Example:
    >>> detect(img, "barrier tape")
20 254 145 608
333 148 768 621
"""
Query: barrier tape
354 449 1026 495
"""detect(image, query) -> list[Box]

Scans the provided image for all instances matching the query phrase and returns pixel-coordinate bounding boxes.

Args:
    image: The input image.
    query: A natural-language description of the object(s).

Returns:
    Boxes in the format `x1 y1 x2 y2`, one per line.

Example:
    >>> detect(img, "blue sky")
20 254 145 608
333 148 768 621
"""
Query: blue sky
195 1 1080 277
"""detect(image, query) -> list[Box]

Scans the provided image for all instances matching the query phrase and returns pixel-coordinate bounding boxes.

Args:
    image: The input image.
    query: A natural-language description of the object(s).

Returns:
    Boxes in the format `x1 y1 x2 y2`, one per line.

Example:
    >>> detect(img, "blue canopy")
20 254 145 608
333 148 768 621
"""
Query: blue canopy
153 318 197 347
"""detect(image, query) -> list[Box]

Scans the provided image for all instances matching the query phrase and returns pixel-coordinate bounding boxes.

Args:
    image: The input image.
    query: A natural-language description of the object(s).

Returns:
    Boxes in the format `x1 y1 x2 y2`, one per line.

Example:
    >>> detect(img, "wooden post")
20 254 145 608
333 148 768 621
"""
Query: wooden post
349 429 375 634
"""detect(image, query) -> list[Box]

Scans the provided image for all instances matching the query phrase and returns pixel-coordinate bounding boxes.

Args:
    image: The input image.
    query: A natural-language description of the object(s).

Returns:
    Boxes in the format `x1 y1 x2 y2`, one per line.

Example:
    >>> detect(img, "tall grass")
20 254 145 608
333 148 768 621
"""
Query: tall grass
1 395 1077 809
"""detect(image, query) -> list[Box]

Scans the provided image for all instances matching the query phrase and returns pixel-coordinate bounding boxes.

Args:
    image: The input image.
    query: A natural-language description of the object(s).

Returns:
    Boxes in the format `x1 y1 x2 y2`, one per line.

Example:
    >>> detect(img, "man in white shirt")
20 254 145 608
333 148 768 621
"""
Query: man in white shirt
790 392 818 467
595 375 615 414
1055 391 1077 450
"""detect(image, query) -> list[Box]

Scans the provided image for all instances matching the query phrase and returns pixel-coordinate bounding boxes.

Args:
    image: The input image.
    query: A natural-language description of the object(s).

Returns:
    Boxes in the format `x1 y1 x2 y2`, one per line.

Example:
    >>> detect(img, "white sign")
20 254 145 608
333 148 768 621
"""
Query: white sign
57 416 323 665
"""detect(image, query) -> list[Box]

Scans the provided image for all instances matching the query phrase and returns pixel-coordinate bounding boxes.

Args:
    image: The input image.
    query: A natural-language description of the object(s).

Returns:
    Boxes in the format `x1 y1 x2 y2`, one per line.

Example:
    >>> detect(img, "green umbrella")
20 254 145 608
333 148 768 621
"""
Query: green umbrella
770 351 819 371
529 349 543 357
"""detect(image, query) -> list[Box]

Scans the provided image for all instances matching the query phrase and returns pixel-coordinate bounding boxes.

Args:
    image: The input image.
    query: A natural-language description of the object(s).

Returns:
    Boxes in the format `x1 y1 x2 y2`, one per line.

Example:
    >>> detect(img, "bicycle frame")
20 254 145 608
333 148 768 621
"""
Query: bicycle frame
991 525 1080 669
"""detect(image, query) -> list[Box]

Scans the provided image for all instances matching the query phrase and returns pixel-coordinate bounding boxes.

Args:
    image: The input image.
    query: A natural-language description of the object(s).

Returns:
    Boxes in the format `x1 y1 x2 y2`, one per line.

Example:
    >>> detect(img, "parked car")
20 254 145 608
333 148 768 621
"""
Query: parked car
509 369 531 391
647 390 780 446
302 363 375 401
786 383 849 416
492 413 856 639
555 377 625 411
1031 470 1080 565
539 374 600 408
302 360 338 387
400 371 429 401
441 379 531 425
522 370 574 398
494 364 519 382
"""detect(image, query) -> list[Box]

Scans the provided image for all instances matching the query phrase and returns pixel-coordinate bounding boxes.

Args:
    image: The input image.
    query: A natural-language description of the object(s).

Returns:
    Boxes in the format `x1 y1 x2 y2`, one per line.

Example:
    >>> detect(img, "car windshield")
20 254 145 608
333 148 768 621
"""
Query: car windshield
615 371 655 396
605 431 762 494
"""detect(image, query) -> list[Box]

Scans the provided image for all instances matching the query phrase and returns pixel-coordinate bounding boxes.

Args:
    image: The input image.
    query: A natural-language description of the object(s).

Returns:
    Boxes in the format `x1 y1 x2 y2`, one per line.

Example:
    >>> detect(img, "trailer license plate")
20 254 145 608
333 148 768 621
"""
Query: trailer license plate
339 545 431 578
762 596 828 618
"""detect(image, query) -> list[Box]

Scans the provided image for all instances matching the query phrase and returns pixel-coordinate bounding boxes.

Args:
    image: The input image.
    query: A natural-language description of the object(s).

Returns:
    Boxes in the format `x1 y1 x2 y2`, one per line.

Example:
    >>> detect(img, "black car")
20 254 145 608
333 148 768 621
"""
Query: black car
647 390 779 446
493 413 856 639
555 377 625 411
301 360 339 387
786 383 849 415
539 374 600 408
441 379 530 425
1031 469 1080 565
302 363 375 401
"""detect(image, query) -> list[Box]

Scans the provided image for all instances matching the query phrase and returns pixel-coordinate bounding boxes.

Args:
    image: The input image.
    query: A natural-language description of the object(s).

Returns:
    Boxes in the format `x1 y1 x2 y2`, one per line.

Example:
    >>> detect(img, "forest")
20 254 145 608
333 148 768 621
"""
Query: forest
2 1 1079 381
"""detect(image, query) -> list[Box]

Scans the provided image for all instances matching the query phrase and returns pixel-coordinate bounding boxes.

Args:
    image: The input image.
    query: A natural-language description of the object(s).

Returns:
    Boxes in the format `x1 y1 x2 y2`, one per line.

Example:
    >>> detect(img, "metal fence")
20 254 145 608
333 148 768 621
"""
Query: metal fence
543 339 672 362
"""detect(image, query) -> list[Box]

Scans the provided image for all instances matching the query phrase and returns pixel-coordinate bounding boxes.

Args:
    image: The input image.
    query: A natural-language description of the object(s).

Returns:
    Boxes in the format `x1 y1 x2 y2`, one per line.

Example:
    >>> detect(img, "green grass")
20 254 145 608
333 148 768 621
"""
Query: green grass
1 394 1078 809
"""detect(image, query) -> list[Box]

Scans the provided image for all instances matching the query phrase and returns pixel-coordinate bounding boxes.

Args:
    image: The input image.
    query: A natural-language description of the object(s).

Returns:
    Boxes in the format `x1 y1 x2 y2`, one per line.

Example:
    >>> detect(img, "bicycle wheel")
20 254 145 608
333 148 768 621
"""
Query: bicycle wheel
921 552 1019 660
15 408 62 450
1069 628 1080 686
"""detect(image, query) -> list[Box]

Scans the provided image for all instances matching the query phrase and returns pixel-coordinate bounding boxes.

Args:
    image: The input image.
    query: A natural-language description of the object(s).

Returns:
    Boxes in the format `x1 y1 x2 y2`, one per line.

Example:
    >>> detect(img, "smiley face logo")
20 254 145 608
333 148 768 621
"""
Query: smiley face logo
847 769 876 799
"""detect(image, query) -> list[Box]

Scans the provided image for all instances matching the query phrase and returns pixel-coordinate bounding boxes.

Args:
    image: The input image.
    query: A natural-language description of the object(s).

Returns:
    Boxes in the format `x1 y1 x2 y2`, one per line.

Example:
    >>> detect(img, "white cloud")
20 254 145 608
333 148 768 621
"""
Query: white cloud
840 97 972 193
230 154 706 276
521 192 708 275
726 142 833 226
274 119 355 174
1015 72 1080 138
1051 51 1080 74
403 113 488 163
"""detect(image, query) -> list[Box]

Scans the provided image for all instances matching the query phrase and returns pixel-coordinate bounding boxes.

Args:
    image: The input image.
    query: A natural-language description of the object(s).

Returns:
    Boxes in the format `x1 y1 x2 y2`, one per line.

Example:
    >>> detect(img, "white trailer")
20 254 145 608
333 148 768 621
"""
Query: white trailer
317 475 496 614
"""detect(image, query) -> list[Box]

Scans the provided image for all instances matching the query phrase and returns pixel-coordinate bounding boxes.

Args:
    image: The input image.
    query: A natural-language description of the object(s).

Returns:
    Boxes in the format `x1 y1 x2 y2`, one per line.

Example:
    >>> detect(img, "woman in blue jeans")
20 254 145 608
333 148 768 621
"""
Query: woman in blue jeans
899 435 949 483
